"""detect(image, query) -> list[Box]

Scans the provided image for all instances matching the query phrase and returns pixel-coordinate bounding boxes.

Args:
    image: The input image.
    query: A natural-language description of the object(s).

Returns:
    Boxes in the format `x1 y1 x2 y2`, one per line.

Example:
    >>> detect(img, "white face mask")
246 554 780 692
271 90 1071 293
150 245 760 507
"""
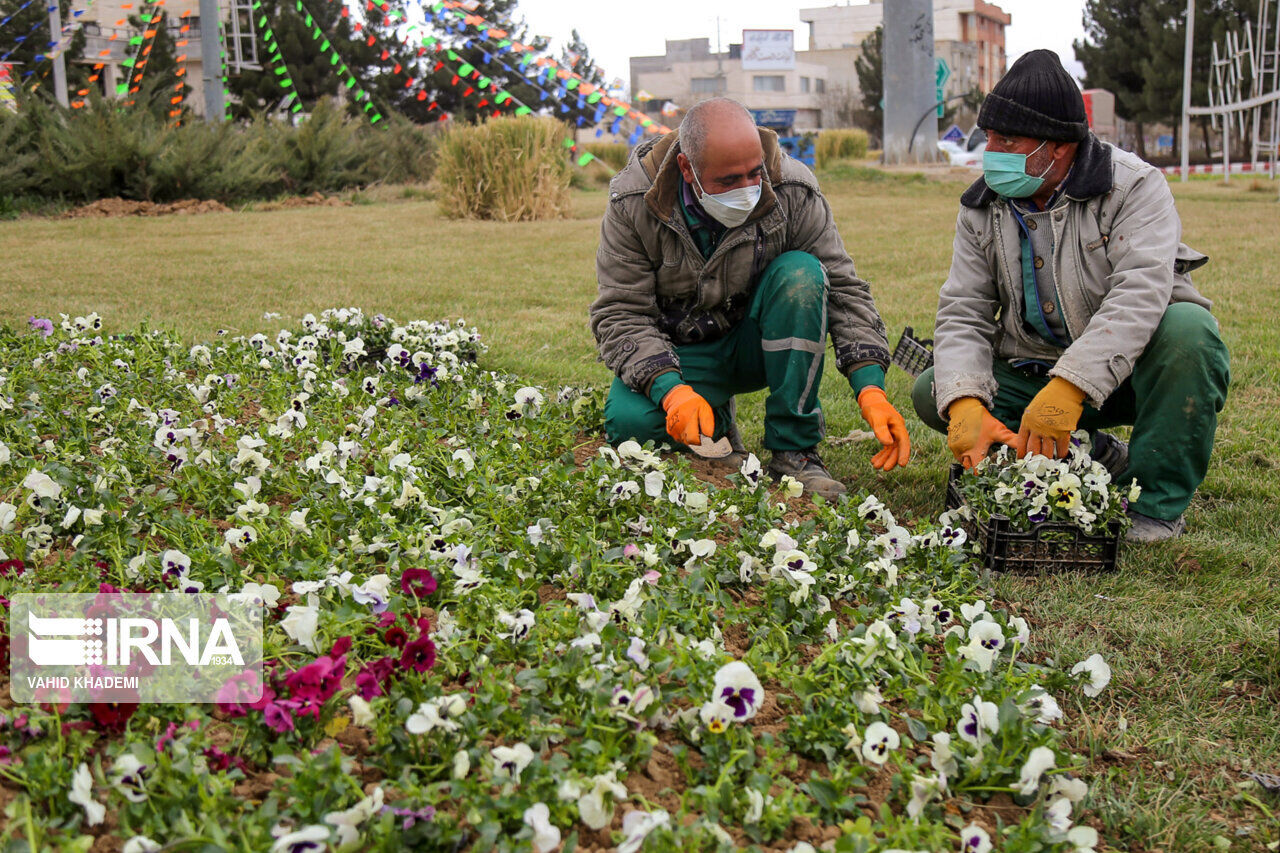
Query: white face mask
691 168 762 228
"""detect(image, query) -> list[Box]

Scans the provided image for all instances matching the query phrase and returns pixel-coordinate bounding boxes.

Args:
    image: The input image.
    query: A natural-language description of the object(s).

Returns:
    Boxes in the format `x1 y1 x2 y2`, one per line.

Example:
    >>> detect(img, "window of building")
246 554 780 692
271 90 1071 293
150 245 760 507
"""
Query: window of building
753 75 785 92
691 77 722 94
800 76 811 93
815 78 826 94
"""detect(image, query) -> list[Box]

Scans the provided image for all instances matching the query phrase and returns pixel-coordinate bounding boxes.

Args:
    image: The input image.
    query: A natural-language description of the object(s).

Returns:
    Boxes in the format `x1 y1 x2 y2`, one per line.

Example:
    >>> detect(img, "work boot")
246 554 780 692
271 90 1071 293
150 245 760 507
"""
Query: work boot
1090 431 1129 478
767 448 848 501
1125 511 1185 543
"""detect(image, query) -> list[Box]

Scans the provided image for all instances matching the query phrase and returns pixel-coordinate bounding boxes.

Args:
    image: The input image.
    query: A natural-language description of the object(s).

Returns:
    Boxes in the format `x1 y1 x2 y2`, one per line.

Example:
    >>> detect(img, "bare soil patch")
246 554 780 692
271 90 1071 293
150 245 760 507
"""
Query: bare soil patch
65 198 231 218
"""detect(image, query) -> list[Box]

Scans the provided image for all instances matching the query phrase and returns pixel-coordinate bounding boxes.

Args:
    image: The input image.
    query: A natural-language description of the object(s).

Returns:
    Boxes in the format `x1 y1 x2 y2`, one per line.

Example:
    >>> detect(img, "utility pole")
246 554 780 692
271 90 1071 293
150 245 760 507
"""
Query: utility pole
200 0 224 121
715 15 725 95
48 2 68 107
883 0 940 164
1180 0 1195 181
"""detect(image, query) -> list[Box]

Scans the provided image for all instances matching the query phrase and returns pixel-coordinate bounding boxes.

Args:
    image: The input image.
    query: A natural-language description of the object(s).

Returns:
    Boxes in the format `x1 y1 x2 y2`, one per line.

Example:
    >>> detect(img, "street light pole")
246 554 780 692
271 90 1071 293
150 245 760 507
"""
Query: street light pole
1180 0 1195 181
200 0 224 121
48 2 68 107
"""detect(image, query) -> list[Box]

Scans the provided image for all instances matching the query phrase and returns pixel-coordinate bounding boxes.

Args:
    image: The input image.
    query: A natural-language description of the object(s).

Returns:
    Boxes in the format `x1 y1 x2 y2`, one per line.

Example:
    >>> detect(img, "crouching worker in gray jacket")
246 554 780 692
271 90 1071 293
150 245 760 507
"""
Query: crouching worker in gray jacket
912 50 1230 543
590 97 911 501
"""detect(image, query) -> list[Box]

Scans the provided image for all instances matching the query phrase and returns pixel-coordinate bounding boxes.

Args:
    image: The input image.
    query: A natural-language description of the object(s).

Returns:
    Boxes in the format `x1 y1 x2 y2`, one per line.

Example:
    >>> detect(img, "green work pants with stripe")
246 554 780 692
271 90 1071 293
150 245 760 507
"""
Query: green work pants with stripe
911 302 1230 521
604 250 829 452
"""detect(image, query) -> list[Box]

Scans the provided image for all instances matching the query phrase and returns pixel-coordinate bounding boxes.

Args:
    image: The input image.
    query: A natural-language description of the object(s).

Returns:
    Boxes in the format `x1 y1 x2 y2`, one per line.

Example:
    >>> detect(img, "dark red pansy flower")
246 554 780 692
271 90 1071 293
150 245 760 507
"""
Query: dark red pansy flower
399 569 437 598
400 636 436 673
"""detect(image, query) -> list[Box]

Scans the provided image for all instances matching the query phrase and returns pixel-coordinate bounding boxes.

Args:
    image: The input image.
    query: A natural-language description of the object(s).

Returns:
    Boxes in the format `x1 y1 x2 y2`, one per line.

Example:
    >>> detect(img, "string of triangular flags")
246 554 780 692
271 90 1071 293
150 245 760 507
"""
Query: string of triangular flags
291 0 382 123
250 0 303 114
426 0 670 138
121 0 166 104
164 11 192 121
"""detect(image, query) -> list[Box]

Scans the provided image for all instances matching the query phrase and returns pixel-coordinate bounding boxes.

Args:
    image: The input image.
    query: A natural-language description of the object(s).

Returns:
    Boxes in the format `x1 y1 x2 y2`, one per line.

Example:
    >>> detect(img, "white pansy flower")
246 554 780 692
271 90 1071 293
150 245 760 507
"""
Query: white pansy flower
1021 690 1063 725
958 824 992 853
280 604 320 652
453 749 470 779
1013 746 1056 796
959 620 1006 673
712 661 764 722
497 608 536 641
348 695 375 727
270 825 330 852
523 802 560 853
618 809 671 853
931 732 958 777
1071 653 1112 697
69 763 105 826
23 469 62 501
779 475 803 499
577 765 628 830
906 773 946 819
451 448 475 472
861 721 900 765
852 685 884 715
161 550 192 579
323 786 384 850
491 742 535 783
1050 775 1089 803
110 754 151 803
122 838 162 853
957 696 999 748
1067 825 1100 852
683 538 716 567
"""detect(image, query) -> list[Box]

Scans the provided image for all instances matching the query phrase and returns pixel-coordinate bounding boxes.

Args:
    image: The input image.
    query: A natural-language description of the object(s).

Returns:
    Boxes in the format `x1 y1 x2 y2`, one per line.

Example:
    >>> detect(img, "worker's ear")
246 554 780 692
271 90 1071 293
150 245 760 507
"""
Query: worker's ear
1050 140 1077 166
676 152 696 188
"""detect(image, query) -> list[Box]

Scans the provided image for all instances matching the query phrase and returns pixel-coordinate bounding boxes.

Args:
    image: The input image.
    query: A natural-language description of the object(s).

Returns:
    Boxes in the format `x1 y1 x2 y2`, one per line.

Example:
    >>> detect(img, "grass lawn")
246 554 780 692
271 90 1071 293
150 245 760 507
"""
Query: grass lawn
2 168 1278 851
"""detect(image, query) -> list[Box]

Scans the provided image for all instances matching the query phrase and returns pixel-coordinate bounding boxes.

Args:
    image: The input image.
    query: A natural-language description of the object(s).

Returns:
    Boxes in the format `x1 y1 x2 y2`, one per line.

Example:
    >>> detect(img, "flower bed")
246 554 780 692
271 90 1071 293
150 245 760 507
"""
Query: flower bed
2 310 1108 852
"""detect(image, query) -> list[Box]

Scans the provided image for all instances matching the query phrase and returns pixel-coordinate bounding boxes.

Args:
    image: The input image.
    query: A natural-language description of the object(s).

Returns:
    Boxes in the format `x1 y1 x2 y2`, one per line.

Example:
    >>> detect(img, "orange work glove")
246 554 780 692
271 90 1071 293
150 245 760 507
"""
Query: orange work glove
857 387 911 471
661 384 715 447
1016 377 1086 460
946 397 1018 471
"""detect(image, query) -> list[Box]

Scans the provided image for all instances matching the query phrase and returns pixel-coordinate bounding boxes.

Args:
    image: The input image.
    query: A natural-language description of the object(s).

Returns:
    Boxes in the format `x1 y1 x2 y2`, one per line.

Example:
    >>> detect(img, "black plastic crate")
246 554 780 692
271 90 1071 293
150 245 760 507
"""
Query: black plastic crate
944 464 1122 574
891 326 935 377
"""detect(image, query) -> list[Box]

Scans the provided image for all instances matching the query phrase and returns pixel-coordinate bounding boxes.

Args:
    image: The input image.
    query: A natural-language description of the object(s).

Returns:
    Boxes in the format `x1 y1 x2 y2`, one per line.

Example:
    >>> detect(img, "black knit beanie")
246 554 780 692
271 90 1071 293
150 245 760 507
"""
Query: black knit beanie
978 49 1088 142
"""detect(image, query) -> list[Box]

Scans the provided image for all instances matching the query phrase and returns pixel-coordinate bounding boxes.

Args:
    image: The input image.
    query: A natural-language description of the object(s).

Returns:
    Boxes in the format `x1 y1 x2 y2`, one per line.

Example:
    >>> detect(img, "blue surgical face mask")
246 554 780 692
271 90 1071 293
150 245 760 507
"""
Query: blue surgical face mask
982 140 1052 198
691 168 762 228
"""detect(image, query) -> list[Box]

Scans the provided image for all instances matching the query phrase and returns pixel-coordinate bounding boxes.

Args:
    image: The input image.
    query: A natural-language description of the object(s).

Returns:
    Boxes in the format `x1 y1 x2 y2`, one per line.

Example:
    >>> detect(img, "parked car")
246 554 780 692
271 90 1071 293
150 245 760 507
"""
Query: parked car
937 127 986 169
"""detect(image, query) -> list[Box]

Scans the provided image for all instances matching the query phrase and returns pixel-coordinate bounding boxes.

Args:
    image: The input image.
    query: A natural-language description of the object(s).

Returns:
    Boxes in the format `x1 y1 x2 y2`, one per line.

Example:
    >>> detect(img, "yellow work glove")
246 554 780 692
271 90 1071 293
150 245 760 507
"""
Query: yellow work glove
947 397 1019 471
1016 377 1086 460
661 384 715 447
857 387 911 471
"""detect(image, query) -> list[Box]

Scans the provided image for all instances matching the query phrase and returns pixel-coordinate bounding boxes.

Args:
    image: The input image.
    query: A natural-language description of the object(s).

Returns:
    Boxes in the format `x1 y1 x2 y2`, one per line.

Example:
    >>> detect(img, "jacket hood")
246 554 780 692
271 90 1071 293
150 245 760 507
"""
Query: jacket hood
618 127 785 224
961 132 1114 209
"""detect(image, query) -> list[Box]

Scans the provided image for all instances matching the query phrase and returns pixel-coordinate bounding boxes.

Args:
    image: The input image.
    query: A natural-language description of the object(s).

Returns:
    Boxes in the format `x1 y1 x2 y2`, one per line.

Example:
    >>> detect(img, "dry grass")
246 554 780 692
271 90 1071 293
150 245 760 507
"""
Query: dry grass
433 115 573 221
815 128 871 169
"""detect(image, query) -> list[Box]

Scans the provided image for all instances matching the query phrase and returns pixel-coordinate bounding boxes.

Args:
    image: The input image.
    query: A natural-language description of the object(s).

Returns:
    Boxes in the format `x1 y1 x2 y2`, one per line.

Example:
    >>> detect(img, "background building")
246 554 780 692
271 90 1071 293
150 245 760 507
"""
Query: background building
630 36 830 132
630 0 1010 135
72 0 257 116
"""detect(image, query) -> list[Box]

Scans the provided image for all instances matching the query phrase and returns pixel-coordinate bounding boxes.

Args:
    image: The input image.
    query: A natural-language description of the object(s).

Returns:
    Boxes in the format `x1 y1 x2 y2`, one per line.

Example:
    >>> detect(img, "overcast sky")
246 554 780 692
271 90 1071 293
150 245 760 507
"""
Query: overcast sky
513 0 1088 89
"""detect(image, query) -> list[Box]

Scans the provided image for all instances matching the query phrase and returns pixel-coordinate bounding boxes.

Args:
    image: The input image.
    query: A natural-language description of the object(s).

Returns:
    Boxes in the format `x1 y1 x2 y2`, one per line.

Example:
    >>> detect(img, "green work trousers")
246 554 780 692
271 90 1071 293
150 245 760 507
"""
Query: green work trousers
911 302 1230 520
604 250 829 452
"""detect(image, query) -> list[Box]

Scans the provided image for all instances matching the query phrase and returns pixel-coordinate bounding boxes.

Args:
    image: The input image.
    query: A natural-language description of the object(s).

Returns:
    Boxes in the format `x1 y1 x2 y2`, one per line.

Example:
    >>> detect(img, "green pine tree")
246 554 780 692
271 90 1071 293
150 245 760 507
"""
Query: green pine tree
853 25 882 137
